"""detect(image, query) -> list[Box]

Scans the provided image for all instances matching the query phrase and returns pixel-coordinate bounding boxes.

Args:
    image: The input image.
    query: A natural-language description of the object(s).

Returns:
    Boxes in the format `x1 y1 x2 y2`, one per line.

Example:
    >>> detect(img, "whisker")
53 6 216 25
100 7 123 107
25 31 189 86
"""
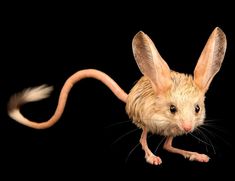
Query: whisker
154 136 166 154
110 128 140 146
200 125 233 148
202 123 231 137
203 119 230 130
204 119 222 122
193 129 209 152
197 127 216 154
104 120 131 129
125 134 155 163
203 119 224 128
202 120 233 147
125 142 140 163
189 132 211 146
198 126 216 138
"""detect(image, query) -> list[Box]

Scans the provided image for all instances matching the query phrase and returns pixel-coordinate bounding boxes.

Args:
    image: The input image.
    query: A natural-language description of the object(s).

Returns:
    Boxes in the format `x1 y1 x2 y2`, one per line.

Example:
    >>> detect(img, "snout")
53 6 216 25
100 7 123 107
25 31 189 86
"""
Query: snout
181 123 193 133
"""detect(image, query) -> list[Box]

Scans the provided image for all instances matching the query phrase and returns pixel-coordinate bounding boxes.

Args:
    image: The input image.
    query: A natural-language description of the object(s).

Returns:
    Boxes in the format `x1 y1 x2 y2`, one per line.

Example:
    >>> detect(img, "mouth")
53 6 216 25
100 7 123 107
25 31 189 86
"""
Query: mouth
176 121 194 133
169 122 195 136
165 125 186 136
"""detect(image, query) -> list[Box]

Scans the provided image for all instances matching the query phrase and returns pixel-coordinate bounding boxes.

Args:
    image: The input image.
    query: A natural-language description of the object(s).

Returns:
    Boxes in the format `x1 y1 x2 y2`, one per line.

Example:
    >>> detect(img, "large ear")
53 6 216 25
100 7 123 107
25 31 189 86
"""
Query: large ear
132 31 172 94
194 27 227 92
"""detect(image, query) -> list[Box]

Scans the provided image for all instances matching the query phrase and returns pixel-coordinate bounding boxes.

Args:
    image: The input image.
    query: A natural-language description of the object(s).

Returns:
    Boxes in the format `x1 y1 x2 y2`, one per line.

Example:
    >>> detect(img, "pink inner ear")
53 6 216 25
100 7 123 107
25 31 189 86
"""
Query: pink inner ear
193 27 226 92
132 31 172 95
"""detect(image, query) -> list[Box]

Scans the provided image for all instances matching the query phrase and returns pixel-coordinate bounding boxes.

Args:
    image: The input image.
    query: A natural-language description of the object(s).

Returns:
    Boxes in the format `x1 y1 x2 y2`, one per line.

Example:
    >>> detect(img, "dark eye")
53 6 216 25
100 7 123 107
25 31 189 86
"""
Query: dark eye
170 105 177 114
195 104 200 113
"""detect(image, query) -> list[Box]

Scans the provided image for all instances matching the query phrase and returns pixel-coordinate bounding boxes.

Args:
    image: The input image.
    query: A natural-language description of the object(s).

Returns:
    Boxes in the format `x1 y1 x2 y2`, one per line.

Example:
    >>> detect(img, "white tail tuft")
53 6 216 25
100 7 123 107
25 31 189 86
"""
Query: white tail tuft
8 84 53 121
20 84 53 102
8 84 53 129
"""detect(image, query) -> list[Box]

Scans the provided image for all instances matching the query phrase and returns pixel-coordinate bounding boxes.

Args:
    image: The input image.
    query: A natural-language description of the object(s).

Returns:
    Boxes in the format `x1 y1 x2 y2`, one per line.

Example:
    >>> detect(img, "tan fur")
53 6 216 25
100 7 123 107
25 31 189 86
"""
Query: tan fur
126 71 205 136
7 27 226 165
125 27 226 165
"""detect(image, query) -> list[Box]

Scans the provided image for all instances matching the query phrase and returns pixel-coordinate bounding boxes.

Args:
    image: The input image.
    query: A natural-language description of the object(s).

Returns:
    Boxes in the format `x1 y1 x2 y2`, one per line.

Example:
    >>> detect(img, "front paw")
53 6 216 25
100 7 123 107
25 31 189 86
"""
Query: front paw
187 153 210 162
145 154 162 165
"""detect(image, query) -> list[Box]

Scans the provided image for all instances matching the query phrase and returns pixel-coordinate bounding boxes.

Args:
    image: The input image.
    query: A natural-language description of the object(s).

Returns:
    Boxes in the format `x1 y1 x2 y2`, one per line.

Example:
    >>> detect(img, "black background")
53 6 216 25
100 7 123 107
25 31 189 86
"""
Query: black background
1 2 234 180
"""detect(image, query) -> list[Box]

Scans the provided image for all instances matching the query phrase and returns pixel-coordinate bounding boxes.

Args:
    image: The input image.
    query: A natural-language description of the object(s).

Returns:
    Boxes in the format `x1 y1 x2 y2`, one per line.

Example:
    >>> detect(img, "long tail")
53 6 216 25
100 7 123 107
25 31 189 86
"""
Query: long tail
7 69 128 129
